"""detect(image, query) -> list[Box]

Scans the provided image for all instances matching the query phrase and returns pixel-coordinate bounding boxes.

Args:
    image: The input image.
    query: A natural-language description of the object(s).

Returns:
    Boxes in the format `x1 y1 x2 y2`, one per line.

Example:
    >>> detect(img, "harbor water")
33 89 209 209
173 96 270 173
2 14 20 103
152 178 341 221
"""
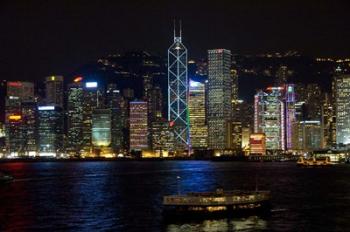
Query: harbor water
0 161 349 231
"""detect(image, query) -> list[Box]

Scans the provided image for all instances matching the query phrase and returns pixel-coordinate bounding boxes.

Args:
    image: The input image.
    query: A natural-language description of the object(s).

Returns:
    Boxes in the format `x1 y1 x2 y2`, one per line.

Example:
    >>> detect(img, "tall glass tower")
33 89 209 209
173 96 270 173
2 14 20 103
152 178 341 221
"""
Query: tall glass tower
168 22 190 151
335 74 350 145
208 49 232 150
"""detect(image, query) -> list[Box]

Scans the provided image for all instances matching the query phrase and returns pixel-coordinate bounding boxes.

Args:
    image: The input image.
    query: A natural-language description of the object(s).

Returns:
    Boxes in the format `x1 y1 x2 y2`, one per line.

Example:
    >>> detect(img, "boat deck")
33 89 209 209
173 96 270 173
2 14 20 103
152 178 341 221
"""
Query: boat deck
163 191 270 206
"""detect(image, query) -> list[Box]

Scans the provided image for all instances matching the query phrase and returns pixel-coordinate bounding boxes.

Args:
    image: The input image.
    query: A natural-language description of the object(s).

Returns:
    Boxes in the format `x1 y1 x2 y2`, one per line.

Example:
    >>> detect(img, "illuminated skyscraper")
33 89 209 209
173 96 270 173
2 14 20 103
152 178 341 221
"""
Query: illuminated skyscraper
285 84 296 150
231 121 242 151
82 82 104 154
7 81 34 100
21 101 38 156
232 100 253 152
335 74 350 145
5 81 35 157
231 68 238 102
168 23 190 151
148 86 163 121
292 120 322 151
147 86 163 150
254 87 285 151
321 93 336 148
106 83 125 152
295 83 322 120
129 101 148 151
6 81 35 122
45 76 64 108
67 79 84 156
92 109 111 147
151 119 175 153
208 49 232 150
188 79 207 149
38 105 64 157
6 114 23 157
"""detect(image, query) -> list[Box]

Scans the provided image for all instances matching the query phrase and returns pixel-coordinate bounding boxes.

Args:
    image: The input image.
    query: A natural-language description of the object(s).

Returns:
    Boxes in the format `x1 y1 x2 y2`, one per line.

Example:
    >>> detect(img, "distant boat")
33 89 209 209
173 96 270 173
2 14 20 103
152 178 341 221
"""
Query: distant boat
0 172 14 184
163 188 270 217
278 157 291 162
297 156 332 167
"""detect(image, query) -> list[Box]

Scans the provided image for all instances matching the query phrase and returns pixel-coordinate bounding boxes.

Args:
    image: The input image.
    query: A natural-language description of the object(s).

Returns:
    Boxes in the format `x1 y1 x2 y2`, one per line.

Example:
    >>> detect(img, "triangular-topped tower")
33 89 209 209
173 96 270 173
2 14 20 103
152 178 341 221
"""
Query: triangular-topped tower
168 20 191 153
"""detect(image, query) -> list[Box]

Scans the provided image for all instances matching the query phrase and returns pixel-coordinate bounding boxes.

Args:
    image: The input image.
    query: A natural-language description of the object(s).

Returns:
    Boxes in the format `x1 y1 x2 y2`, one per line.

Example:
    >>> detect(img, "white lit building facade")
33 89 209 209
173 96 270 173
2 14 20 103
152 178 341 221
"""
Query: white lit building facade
335 75 350 145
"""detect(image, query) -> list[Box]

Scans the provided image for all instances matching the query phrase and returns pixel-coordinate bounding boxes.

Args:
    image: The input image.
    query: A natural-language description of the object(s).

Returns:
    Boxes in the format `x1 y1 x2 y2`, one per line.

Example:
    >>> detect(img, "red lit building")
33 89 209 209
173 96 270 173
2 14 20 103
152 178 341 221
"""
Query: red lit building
250 133 266 155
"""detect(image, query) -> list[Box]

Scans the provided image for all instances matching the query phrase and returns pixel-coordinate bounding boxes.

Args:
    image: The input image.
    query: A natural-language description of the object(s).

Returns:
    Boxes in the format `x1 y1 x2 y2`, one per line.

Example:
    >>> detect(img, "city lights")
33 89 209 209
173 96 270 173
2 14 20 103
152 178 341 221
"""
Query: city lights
85 82 98 88
38 106 55 111
1 2 350 232
0 23 348 160
8 115 22 121
74 76 83 82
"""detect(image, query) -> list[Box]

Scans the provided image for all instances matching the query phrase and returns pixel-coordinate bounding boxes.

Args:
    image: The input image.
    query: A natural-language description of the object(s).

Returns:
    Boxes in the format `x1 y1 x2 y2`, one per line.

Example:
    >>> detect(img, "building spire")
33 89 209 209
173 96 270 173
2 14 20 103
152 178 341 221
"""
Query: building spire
173 20 182 42
179 20 182 38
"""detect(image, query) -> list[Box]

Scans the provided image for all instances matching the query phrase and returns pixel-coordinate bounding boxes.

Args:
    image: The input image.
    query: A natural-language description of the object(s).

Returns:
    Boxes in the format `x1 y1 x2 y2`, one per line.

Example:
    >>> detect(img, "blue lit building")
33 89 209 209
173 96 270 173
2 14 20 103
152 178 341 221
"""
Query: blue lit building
38 105 64 157
92 109 112 147
168 23 190 152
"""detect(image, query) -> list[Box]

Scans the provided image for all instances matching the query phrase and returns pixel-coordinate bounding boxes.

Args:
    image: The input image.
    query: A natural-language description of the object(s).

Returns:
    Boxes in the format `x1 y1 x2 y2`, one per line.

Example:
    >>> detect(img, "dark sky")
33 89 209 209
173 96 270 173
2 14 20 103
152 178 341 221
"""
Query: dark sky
1 0 350 81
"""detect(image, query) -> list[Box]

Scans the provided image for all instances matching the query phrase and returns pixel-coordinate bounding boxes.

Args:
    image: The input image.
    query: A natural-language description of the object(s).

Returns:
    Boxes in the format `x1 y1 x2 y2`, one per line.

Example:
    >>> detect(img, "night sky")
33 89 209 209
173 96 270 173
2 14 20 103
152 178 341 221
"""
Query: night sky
1 0 350 81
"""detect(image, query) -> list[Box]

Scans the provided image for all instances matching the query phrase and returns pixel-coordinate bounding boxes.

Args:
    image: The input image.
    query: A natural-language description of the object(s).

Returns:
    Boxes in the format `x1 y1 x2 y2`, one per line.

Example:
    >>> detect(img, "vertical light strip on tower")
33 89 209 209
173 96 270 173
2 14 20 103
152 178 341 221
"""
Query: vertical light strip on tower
285 84 295 150
168 21 190 151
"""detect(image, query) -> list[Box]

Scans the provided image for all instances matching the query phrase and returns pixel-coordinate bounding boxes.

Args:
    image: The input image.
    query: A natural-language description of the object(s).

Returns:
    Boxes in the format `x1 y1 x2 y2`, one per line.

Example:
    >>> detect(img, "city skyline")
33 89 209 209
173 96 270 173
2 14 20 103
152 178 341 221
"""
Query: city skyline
0 1 350 159
2 2 350 232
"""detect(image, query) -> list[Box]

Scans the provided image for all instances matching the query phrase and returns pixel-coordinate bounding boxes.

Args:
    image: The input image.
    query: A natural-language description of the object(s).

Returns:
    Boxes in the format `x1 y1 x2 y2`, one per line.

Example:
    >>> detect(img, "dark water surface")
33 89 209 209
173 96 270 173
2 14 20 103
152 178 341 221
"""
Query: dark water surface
0 161 349 231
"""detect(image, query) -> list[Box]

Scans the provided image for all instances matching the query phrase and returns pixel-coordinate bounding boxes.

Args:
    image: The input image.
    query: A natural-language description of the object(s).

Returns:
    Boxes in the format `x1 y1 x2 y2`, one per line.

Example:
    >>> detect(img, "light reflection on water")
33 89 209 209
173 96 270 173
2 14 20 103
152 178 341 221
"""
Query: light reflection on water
1 161 350 231
166 216 267 232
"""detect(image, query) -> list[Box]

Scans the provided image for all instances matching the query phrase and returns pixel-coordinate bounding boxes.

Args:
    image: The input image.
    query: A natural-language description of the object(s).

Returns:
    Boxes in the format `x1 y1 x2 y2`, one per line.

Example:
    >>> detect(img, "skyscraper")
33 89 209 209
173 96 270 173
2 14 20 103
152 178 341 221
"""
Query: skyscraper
92 109 112 147
67 79 84 156
106 83 125 153
7 81 35 100
21 101 38 156
151 119 175 154
45 76 64 108
129 101 148 151
82 81 103 155
254 87 285 151
208 49 232 150
231 68 238 102
285 84 296 150
5 81 35 157
321 93 336 148
168 23 190 151
148 86 163 121
292 120 322 151
295 83 322 120
6 114 23 157
335 74 350 145
188 79 207 149
38 105 64 157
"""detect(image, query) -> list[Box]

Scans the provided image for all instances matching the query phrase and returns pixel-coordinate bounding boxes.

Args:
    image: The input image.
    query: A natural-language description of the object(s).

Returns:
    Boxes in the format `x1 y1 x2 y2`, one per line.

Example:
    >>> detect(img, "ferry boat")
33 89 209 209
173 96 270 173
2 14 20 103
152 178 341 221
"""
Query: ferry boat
297 156 332 167
0 172 13 184
163 188 270 217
